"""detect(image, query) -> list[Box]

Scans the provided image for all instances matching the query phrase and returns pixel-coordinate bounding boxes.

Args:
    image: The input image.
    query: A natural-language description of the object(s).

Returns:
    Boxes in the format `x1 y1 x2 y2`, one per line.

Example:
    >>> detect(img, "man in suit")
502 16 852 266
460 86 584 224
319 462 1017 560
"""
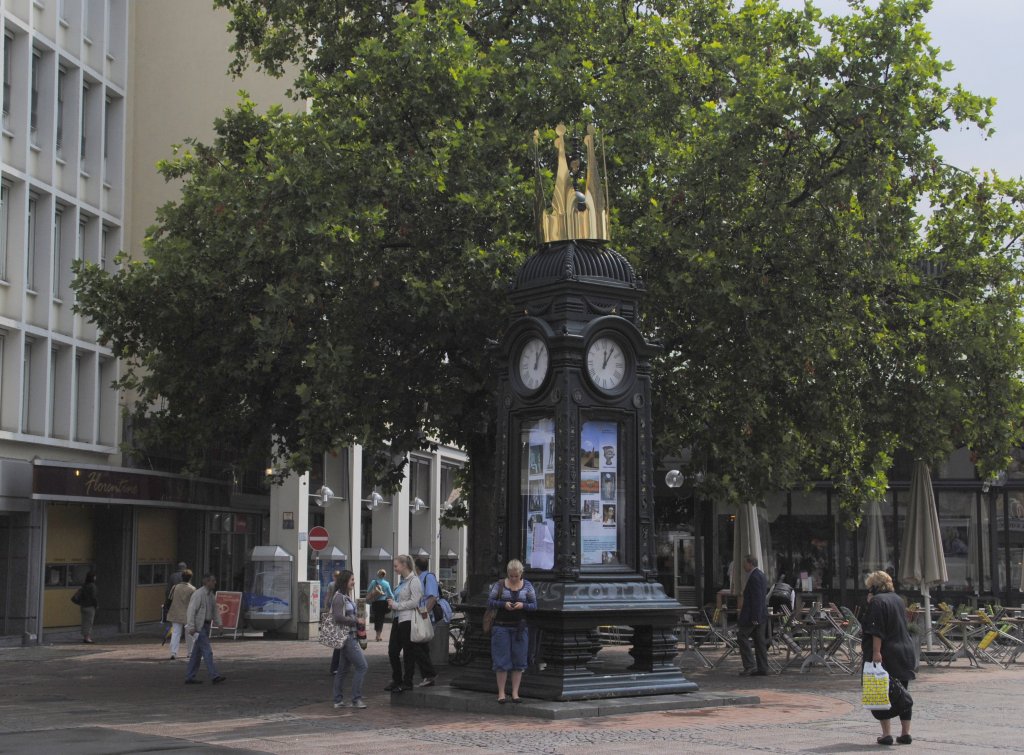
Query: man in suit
737 554 769 676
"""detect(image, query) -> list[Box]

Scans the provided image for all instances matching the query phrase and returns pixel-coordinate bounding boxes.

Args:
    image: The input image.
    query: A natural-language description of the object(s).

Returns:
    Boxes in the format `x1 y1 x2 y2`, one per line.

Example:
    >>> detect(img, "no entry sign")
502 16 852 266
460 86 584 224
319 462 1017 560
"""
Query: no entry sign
308 526 329 551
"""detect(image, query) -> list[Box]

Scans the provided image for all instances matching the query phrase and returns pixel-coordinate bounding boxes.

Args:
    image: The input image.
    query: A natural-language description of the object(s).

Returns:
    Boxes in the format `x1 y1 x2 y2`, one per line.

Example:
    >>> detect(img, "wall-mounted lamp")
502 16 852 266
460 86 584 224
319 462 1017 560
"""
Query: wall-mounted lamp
363 491 386 511
310 485 345 508
981 471 1007 494
411 497 428 514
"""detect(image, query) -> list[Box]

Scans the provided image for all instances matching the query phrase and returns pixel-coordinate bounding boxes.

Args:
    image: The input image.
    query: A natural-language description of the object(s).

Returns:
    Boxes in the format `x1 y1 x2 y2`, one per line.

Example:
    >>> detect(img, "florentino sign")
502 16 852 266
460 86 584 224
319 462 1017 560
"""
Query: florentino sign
32 463 229 507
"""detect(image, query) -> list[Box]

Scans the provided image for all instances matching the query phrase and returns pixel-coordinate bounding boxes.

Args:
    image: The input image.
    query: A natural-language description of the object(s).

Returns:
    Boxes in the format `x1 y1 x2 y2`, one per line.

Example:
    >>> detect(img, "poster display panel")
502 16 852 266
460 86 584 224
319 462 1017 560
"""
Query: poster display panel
522 418 556 569
580 420 621 565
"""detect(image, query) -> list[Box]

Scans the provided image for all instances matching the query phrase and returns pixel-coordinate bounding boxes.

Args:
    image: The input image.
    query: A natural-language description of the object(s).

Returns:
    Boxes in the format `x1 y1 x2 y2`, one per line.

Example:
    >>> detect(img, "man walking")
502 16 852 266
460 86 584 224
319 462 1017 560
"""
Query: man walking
737 554 769 677
184 573 225 685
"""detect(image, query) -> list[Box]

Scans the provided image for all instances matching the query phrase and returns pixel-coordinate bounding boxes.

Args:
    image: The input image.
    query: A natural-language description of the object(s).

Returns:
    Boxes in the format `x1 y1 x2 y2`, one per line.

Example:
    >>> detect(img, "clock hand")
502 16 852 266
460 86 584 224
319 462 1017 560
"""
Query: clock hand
533 348 540 370
602 349 611 369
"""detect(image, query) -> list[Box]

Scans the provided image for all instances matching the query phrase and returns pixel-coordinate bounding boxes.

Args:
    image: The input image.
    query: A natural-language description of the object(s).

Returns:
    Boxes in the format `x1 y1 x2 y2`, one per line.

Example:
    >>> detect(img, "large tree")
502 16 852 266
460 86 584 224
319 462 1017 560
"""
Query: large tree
74 0 1024 584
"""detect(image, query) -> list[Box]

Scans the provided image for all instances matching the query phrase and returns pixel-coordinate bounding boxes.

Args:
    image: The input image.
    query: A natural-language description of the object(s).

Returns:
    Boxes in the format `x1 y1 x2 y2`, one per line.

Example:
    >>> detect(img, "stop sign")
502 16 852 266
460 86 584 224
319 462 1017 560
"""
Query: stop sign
308 526 329 551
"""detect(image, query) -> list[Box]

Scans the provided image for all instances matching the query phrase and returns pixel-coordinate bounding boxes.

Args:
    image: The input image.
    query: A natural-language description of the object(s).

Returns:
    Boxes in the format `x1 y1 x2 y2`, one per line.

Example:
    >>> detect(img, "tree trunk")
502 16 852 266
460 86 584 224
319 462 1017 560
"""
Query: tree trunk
466 428 499 594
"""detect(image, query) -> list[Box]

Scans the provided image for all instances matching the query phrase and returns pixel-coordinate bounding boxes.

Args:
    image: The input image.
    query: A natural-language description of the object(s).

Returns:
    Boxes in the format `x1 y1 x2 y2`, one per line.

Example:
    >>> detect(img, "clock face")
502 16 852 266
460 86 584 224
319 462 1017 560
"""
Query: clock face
586 336 628 392
517 337 549 392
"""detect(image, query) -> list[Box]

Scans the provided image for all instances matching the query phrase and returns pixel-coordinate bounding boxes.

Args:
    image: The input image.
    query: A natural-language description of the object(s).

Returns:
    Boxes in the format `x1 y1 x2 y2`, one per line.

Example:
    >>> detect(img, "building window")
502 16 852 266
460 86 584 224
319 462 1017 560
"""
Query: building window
56 67 66 158
0 333 5 412
0 183 8 281
30 50 40 145
2 34 12 131
71 352 79 441
103 95 111 181
26 195 37 291
46 563 93 588
80 83 88 165
22 340 32 433
49 347 58 436
52 206 63 297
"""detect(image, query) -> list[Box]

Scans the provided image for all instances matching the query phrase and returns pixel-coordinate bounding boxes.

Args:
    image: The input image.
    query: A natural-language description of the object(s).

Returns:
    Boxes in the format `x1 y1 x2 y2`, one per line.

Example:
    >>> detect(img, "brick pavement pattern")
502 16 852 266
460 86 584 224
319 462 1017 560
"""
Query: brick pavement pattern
0 629 1022 754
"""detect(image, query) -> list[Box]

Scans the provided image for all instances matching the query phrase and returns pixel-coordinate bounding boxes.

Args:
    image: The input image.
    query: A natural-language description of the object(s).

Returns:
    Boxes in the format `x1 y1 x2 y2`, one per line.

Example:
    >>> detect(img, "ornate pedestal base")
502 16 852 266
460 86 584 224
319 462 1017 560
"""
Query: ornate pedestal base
451 580 698 701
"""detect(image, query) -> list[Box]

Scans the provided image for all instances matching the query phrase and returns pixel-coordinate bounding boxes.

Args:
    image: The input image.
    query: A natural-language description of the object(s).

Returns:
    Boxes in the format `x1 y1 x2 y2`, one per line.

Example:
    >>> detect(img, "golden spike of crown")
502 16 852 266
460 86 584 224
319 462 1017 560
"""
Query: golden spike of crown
533 123 611 244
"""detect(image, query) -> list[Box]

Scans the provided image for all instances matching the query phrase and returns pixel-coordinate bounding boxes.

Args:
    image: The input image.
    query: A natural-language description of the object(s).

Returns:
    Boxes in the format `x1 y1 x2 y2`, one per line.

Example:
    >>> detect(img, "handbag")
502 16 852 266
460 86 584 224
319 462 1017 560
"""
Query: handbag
71 587 83 606
861 662 891 710
888 677 913 714
411 608 434 643
482 581 503 637
318 610 349 649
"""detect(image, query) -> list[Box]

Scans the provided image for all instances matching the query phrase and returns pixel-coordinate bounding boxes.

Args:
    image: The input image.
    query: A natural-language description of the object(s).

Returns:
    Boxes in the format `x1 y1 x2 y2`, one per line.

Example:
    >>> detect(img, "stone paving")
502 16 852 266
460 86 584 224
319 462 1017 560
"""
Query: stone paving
0 627 1022 754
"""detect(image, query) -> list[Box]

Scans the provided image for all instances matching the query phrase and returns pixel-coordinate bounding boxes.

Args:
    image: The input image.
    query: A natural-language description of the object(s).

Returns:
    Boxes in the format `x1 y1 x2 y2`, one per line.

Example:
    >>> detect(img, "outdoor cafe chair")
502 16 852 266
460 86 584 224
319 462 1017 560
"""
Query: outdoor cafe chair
696 606 739 667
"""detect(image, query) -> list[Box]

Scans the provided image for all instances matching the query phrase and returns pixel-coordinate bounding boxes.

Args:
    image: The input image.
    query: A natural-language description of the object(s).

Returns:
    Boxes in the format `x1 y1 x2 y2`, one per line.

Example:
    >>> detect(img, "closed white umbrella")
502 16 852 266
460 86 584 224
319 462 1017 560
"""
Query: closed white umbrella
861 499 888 574
731 503 767 596
901 460 948 649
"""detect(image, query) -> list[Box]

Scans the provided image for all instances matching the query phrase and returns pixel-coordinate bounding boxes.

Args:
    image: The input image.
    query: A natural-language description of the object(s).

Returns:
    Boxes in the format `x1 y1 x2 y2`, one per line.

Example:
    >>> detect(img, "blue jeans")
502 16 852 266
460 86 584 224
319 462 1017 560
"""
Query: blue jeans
185 624 219 680
332 637 368 703
491 624 528 671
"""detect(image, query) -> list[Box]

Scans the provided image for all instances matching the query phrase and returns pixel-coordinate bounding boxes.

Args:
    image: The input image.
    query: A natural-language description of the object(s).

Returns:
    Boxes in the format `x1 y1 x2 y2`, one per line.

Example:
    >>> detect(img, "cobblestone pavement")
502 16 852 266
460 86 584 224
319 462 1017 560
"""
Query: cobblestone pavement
0 628 1021 754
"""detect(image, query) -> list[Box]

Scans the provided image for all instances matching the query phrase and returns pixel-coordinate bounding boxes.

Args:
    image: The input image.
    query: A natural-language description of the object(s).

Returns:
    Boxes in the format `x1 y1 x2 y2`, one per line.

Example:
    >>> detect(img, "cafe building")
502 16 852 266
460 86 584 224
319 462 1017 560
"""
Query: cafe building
654 447 1024 611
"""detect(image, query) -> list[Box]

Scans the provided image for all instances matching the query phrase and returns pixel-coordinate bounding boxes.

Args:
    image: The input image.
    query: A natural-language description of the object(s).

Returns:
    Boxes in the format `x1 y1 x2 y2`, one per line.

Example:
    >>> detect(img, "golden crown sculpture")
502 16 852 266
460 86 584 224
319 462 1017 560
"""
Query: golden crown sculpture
534 123 611 244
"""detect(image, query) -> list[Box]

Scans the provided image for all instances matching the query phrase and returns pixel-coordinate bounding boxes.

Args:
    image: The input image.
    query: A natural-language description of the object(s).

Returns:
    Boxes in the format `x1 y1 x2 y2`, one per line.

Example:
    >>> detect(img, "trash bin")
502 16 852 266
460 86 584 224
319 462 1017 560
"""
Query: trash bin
429 621 449 667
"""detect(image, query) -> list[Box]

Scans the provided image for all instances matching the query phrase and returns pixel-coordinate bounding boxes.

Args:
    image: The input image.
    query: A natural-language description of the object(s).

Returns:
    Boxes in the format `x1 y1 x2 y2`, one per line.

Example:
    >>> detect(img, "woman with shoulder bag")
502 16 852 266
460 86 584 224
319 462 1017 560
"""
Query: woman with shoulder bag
366 569 395 642
166 570 196 660
384 554 422 693
488 559 537 703
861 570 916 745
331 570 368 709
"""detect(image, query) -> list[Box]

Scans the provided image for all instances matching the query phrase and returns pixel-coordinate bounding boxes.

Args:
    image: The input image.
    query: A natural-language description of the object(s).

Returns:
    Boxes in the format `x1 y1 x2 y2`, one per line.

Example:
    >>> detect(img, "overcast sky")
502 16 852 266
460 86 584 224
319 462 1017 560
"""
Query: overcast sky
776 0 1024 179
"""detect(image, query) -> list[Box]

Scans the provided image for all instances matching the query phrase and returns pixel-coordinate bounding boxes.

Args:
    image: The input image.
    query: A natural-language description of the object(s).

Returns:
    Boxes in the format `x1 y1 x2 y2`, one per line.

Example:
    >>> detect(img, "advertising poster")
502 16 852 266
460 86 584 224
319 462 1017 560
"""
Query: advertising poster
523 418 557 568
215 591 243 638
580 420 619 564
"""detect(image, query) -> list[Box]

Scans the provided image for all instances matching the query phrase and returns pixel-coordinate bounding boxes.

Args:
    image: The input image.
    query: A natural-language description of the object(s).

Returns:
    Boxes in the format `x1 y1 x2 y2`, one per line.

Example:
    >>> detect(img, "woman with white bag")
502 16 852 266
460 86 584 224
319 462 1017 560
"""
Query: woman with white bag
384 554 424 693
861 571 916 745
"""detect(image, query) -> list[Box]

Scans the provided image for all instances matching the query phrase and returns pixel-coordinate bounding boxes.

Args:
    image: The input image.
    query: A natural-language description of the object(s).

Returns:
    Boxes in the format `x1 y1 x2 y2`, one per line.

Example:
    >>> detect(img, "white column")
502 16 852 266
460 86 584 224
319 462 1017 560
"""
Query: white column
268 471 309 636
393 467 410 562
430 447 442 573
323 451 354 585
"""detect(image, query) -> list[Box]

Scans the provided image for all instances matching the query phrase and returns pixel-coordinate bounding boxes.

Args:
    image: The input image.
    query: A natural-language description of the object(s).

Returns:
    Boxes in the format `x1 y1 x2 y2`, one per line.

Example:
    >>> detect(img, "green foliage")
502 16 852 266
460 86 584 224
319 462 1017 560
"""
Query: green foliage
73 0 1024 528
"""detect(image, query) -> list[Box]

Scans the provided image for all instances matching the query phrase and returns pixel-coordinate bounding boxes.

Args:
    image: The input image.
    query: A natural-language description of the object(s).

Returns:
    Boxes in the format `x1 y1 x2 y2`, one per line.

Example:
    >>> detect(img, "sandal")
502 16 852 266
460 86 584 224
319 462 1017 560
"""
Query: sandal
512 697 522 704
877 736 894 745
896 735 912 745
497 697 507 704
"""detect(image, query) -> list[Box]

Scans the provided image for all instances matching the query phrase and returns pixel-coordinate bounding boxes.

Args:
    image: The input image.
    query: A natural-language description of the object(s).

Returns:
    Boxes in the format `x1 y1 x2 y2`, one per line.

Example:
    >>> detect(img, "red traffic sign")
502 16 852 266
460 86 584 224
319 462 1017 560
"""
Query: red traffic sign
308 526 330 551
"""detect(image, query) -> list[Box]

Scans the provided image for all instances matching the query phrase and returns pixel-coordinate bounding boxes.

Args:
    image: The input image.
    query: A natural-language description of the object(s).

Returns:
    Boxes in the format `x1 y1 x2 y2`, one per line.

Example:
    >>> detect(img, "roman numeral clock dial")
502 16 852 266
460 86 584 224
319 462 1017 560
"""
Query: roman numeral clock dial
586 336 628 392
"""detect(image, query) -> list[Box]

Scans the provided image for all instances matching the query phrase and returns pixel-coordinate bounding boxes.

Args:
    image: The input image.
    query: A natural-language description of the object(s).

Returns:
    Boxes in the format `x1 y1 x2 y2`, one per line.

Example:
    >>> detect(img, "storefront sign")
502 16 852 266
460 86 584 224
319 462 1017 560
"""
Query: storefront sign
32 463 231 507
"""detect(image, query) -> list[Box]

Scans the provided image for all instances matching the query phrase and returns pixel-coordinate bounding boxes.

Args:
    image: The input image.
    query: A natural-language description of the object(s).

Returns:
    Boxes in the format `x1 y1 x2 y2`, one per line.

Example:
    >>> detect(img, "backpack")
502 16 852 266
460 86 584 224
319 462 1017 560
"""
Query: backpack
421 572 451 624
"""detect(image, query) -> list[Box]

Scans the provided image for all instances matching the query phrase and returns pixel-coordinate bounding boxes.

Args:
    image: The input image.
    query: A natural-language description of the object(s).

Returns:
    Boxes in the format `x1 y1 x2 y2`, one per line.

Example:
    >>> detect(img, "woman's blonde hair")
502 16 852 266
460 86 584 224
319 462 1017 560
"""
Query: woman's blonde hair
865 570 894 593
377 568 388 578
395 554 414 573
506 559 525 577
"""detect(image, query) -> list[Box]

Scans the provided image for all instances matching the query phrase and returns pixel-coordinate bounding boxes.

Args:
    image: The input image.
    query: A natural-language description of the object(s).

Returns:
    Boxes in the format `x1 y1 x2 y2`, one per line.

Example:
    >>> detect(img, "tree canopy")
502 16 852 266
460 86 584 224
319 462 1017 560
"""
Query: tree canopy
74 0 1024 552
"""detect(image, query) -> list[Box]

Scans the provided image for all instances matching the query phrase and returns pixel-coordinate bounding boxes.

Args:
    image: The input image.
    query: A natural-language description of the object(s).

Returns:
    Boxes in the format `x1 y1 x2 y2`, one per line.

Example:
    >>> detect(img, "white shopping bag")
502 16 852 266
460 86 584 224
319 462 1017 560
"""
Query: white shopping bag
861 661 891 710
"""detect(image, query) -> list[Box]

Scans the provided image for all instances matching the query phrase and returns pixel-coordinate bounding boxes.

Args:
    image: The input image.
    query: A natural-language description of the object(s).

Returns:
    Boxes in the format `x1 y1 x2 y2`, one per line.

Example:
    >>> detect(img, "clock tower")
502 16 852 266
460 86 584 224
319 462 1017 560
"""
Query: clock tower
453 126 697 700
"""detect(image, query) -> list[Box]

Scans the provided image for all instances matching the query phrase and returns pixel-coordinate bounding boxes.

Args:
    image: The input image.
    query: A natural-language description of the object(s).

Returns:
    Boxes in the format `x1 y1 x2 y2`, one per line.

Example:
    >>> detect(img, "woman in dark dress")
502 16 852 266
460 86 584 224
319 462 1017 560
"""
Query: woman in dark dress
862 571 916 745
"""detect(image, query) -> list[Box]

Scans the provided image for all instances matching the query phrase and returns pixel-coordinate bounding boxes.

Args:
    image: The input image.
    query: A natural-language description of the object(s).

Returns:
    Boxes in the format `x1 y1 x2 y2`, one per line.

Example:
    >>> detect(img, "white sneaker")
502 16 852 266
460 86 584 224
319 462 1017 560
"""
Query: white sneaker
333 701 349 709
351 699 367 709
